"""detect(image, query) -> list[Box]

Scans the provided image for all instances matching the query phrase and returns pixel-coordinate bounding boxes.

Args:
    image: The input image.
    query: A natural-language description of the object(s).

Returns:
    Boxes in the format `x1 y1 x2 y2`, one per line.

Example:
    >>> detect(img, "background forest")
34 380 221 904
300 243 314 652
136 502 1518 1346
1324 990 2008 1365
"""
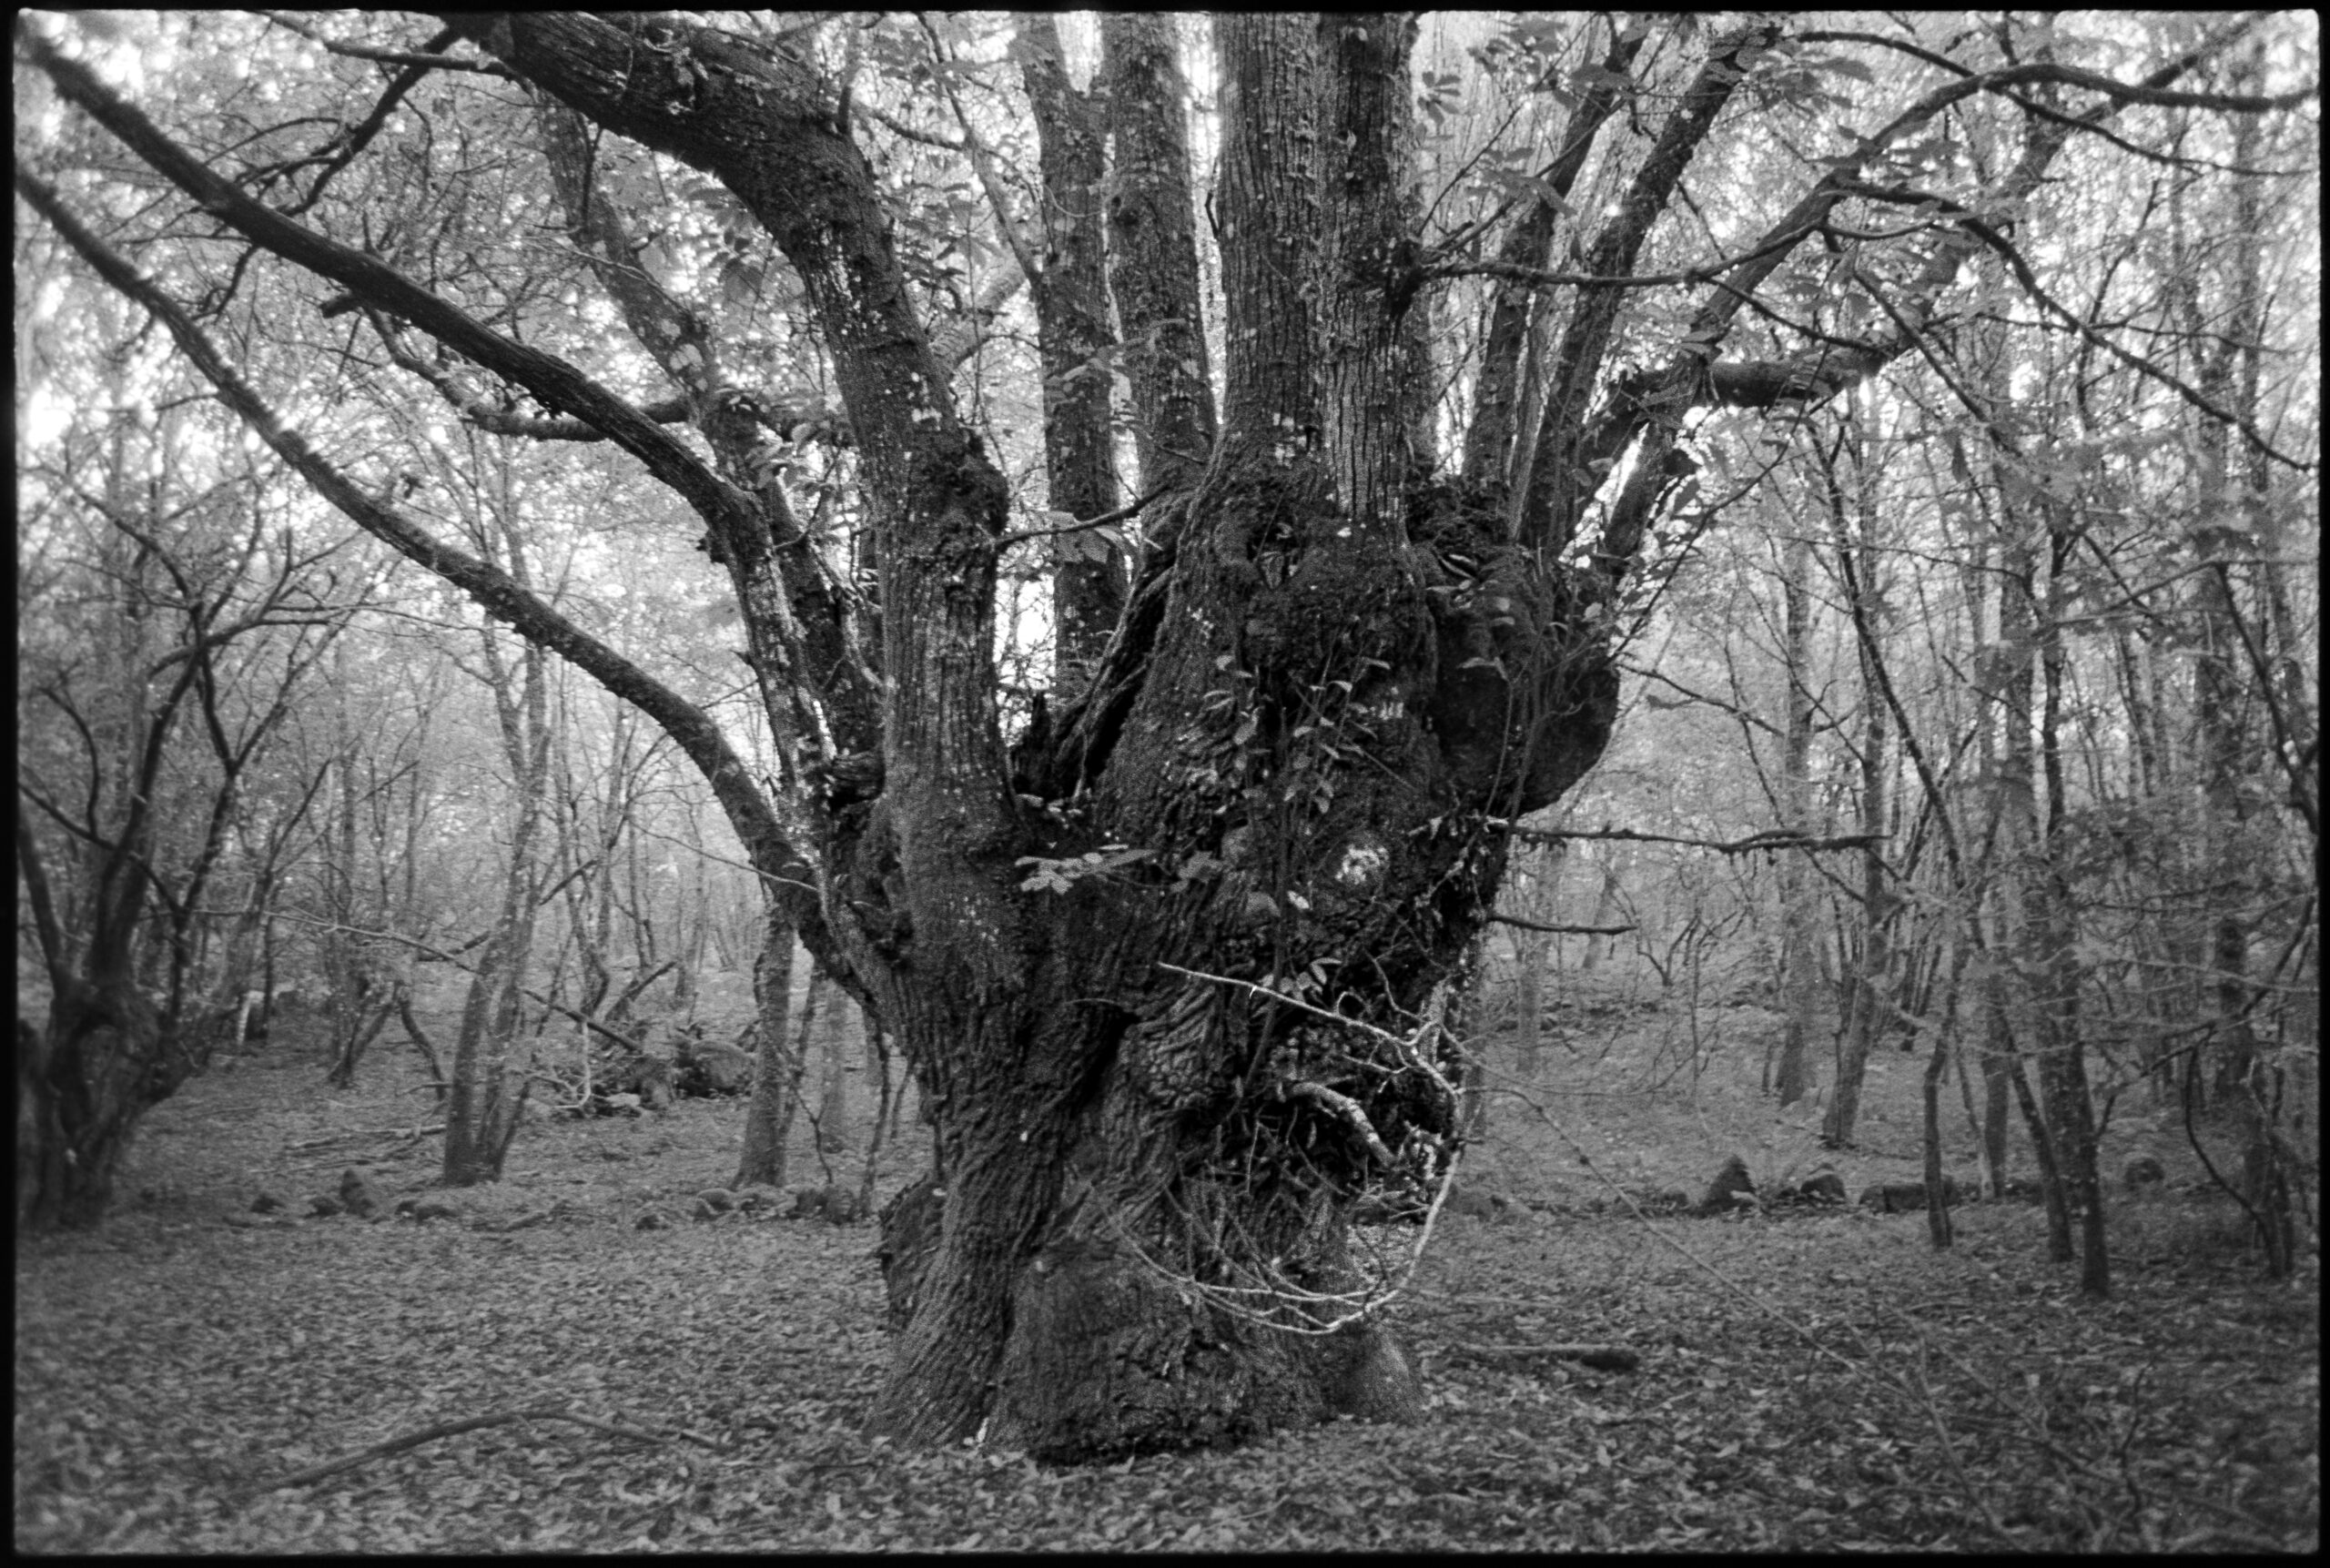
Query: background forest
15 8 2320 1550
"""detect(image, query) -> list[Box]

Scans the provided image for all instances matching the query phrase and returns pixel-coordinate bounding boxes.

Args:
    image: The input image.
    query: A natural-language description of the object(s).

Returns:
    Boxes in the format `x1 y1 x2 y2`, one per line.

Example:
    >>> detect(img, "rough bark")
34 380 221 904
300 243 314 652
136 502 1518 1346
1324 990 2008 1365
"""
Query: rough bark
1099 13 1218 495
1313 14 1432 522
733 915 800 1190
1012 14 1124 695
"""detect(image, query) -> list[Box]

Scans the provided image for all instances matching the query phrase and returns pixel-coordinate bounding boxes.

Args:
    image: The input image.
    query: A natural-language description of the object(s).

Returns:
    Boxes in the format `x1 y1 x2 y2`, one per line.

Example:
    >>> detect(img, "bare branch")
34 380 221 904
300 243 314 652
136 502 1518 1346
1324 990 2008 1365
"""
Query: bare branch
22 31 752 537
1488 822 1888 856
254 12 513 76
15 159 818 936
1487 916 1636 936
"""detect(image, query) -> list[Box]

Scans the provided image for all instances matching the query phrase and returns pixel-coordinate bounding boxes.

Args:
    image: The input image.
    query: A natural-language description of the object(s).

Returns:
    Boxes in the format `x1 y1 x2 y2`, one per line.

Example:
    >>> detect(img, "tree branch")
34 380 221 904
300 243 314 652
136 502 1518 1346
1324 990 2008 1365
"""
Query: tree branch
21 30 754 541
260 1400 722 1493
1488 822 1888 856
253 12 514 76
1487 916 1636 936
15 159 819 940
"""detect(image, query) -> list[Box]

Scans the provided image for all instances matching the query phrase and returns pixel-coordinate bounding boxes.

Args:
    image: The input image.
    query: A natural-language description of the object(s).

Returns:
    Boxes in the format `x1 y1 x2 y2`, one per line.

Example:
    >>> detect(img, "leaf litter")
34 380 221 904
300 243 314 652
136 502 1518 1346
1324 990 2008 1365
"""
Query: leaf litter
13 1025 2318 1553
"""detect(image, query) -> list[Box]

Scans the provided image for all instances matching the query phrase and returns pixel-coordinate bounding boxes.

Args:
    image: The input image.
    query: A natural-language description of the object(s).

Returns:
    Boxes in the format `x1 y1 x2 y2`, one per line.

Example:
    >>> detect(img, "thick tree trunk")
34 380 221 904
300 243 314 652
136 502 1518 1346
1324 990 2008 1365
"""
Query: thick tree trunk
856 15 1620 1456
1099 13 1218 494
83 8 1617 1457
1014 14 1124 695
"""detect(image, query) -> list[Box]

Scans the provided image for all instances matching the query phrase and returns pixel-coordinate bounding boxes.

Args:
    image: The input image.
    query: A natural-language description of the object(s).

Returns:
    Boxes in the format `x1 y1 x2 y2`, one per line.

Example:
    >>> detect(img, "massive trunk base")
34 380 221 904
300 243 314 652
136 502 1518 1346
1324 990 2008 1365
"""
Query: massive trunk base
873 1164 1422 1461
843 472 1617 1458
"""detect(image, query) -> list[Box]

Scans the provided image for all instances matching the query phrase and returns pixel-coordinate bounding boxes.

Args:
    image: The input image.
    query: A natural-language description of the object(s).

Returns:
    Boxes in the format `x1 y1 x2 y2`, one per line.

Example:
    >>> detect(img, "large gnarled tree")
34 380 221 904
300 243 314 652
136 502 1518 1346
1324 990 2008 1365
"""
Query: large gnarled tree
18 7 2305 1458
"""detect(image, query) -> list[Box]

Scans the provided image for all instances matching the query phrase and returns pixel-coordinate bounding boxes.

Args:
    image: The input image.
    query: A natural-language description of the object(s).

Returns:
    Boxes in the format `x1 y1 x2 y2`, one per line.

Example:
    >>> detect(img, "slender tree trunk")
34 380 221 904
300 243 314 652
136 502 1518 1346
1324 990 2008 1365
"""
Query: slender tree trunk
1775 528 1817 1108
1501 842 1563 1081
2031 528 2108 1296
1822 424 1890 1147
1920 940 1971 1249
732 909 800 1190
1579 866 1623 975
2176 86 2296 1275
816 990 856 1157
444 580 552 1187
856 1025 897 1219
1978 981 2013 1195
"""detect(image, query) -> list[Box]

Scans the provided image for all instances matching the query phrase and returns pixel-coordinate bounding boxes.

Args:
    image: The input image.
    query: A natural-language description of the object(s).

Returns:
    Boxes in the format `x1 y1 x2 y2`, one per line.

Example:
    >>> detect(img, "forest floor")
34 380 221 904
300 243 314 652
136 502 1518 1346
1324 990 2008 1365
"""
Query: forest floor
15 978 2320 1553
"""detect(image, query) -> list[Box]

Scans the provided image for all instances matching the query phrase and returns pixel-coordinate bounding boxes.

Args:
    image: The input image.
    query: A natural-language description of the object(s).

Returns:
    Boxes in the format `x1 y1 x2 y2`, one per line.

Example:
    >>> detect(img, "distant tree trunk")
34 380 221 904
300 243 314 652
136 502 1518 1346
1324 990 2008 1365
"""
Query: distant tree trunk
672 848 705 1019
857 1025 898 1219
2176 86 2297 1276
816 989 857 1157
1920 942 1970 1250
1579 865 1624 975
2031 529 2109 1298
441 929 532 1186
1990 461 2107 1293
1977 987 2014 1197
1823 428 1892 1147
1498 842 1563 1080
321 670 371 1088
398 988 447 1105
1954 508 2015 1196
732 909 800 1190
1774 528 1818 1108
443 607 553 1188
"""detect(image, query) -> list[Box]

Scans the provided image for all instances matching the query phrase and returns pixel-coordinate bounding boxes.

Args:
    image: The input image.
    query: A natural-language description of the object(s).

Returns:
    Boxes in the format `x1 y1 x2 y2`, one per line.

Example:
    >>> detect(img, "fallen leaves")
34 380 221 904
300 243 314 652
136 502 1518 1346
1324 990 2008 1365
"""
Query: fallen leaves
10 1040 2321 1553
